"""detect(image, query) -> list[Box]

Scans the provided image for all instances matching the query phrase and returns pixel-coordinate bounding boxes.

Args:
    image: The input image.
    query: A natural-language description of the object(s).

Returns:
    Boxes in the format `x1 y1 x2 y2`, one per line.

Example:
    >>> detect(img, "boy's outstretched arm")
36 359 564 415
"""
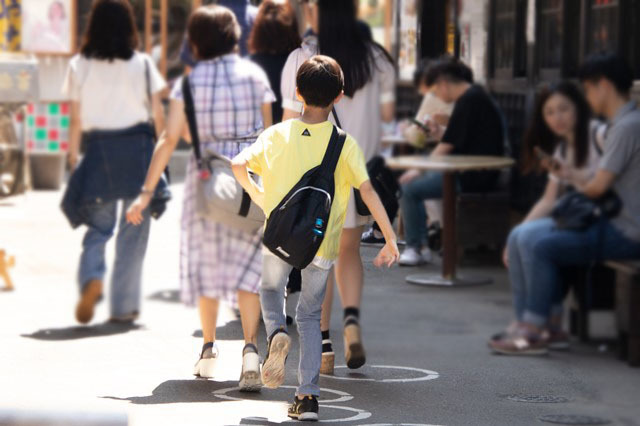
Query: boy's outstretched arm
358 180 399 268
231 156 265 211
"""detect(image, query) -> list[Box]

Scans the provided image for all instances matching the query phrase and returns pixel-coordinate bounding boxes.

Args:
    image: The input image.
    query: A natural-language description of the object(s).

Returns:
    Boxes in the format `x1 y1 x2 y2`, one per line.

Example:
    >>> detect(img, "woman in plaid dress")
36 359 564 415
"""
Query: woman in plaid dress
127 5 274 391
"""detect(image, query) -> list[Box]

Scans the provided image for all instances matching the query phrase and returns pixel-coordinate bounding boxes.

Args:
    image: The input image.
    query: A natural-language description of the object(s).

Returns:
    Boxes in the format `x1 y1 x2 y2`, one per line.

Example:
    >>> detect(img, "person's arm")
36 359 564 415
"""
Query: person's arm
282 108 301 121
152 93 166 137
358 180 399 267
523 179 560 222
431 142 454 156
576 169 617 199
68 101 81 170
126 99 185 225
231 157 265 211
262 103 273 129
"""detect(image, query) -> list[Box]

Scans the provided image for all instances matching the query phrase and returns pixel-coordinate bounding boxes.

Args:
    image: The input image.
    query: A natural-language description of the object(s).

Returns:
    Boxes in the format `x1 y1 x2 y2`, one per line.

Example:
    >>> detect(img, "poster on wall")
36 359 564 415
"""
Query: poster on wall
0 0 21 51
397 0 418 82
21 0 74 54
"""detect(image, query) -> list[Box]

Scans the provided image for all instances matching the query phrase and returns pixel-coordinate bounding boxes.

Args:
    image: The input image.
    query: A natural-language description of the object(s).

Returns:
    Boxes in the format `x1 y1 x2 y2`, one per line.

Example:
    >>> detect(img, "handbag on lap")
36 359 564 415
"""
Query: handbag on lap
182 76 265 234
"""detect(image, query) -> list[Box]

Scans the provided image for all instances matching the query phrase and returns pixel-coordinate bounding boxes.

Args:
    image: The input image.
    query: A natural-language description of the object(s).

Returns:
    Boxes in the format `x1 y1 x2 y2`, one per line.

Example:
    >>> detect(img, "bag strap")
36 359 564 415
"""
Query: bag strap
331 107 342 129
182 76 205 168
319 125 347 179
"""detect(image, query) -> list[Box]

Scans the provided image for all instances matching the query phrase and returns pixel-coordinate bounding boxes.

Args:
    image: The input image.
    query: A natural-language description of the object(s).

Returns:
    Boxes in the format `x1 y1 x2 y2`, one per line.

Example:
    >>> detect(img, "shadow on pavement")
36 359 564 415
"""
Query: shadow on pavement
101 379 236 404
21 322 143 341
147 289 181 304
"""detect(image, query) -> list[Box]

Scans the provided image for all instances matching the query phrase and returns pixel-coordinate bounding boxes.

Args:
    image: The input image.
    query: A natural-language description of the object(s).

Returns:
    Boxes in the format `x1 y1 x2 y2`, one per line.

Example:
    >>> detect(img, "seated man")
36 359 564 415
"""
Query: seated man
398 58 505 265
490 53 640 355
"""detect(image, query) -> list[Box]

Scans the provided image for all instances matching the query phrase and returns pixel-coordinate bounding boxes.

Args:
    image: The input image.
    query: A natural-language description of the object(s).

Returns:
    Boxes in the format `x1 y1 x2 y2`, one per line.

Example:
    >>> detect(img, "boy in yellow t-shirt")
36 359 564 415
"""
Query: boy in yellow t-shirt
232 55 398 422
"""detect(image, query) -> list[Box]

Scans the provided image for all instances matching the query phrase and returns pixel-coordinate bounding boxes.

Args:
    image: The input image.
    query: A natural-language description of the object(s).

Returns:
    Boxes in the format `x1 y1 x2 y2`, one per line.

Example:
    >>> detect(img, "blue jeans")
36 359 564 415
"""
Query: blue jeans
507 218 565 322
520 219 640 327
78 198 151 317
260 253 330 396
400 172 444 248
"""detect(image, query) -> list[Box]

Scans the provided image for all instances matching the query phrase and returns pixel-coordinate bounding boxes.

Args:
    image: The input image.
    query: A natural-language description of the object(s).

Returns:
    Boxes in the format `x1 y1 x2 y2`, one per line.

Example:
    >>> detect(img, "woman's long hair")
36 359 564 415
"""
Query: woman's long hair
80 0 139 61
316 0 391 97
522 81 591 174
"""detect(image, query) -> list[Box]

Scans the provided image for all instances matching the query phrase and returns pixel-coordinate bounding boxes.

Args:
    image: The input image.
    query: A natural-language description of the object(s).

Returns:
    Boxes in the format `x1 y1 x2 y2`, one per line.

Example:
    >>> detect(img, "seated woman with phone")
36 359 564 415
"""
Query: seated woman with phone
490 81 605 354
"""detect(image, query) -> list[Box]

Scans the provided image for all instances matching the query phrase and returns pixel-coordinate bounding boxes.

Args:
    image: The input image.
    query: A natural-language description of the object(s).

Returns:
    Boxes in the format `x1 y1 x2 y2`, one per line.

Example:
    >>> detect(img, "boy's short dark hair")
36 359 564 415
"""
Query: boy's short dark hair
188 5 240 60
296 55 344 108
425 58 474 87
578 52 634 95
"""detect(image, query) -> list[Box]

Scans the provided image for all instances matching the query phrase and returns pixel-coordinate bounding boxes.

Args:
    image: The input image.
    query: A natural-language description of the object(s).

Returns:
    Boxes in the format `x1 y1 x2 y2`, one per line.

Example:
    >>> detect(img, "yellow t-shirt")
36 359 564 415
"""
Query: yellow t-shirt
241 119 370 265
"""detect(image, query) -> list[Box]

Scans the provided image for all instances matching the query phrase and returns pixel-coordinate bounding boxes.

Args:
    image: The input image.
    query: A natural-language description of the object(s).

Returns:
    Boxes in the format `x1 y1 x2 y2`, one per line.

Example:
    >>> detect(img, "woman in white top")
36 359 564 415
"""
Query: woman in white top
490 81 603 353
281 0 395 374
62 0 166 325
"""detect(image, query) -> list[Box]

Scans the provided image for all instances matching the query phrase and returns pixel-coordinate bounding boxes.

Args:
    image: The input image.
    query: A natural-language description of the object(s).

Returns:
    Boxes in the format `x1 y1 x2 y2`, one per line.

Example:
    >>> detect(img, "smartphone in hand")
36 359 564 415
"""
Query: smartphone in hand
409 118 431 135
534 147 560 171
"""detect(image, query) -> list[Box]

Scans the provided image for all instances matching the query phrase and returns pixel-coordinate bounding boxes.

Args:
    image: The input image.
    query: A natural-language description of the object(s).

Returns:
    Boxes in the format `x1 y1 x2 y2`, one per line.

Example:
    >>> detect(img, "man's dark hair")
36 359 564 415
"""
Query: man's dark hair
81 0 138 61
188 5 240 60
425 58 474 87
296 55 344 108
578 52 634 95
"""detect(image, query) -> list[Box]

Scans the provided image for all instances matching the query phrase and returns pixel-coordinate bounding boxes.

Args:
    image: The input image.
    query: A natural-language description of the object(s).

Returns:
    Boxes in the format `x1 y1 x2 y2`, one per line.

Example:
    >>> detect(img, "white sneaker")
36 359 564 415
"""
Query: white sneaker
421 247 433 263
193 343 218 378
399 247 426 266
239 344 262 392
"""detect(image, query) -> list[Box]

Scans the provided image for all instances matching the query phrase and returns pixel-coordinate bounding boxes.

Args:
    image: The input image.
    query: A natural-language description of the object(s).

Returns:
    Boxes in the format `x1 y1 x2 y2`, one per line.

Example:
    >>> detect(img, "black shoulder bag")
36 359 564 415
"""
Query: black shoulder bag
331 108 401 221
551 136 621 231
263 125 347 269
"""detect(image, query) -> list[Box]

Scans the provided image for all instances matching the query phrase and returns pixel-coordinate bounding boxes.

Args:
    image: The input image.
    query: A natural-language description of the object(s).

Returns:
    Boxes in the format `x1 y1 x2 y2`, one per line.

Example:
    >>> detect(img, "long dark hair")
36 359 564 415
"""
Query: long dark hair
80 0 139 61
522 81 591 174
249 0 301 55
316 0 390 97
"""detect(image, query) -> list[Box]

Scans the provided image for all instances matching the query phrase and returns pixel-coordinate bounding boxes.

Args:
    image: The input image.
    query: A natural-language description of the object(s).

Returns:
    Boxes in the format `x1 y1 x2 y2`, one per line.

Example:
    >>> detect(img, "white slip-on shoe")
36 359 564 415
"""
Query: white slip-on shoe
193 342 218 378
239 343 262 392
399 247 426 266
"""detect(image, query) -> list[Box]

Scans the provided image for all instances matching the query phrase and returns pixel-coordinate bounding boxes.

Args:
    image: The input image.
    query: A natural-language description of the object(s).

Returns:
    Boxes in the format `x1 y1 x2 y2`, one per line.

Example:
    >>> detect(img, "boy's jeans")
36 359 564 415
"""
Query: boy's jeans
400 172 444 249
78 198 151 317
260 252 330 396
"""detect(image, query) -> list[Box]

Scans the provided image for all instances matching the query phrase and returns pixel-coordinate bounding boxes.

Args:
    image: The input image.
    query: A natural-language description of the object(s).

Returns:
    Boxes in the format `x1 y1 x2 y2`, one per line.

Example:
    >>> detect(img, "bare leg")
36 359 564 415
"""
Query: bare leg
238 290 261 346
199 296 219 344
321 270 335 332
335 227 365 309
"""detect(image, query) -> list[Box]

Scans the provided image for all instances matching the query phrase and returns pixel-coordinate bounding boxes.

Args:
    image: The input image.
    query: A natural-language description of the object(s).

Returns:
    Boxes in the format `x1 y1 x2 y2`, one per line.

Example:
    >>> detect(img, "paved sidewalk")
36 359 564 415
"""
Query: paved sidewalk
1 188 639 425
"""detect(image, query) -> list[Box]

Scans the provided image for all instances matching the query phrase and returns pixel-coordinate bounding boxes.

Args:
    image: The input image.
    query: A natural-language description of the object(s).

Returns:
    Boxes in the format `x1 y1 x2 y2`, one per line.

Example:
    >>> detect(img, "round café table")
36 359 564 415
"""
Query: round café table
386 155 515 287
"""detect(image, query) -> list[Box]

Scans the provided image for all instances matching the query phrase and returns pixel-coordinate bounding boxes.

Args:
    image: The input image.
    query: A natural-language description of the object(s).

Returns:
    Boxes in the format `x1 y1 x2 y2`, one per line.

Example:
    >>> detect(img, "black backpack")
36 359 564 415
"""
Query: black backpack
263 125 347 269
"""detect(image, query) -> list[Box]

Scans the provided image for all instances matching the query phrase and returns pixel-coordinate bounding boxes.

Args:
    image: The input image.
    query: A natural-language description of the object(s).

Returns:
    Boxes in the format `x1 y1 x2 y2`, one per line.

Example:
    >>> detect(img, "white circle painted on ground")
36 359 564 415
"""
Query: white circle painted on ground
320 365 440 383
213 385 353 404
213 386 370 423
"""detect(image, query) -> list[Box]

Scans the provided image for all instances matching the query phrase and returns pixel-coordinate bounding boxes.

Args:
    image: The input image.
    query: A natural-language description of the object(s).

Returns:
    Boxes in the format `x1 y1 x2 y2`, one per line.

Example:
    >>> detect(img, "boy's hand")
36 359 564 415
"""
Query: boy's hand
373 241 399 268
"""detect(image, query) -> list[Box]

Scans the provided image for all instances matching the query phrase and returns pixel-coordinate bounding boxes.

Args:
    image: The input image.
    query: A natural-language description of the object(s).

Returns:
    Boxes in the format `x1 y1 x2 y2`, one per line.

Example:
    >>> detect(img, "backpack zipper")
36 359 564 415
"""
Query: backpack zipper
279 186 331 210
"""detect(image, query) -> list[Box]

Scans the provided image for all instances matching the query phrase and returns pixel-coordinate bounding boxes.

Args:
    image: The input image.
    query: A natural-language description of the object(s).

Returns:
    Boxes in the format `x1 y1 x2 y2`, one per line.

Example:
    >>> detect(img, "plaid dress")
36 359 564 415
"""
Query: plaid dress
171 54 275 307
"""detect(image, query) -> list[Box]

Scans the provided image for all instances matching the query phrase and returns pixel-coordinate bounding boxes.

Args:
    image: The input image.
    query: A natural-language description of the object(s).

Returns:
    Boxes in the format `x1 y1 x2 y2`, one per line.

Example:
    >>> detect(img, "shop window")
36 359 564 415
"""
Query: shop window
538 0 563 71
587 0 619 54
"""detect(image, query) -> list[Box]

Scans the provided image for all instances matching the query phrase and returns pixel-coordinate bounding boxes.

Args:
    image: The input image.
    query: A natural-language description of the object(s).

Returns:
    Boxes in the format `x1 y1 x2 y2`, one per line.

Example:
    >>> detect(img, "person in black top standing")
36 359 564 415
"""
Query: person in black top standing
398 58 506 266
248 0 301 123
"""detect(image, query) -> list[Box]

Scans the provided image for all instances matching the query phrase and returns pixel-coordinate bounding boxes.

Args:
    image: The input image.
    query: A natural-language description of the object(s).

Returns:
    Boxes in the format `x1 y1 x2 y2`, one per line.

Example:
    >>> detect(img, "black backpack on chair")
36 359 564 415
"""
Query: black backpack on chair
263 125 347 269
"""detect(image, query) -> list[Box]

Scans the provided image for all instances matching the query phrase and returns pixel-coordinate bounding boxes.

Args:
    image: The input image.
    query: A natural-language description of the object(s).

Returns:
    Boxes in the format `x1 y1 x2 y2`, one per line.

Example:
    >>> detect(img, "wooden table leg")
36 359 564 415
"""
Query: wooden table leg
442 171 456 279
405 172 492 287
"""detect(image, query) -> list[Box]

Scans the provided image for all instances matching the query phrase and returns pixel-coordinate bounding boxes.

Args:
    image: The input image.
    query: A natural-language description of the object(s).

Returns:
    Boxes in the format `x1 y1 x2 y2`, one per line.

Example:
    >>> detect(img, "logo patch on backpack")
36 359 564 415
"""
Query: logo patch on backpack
302 129 311 137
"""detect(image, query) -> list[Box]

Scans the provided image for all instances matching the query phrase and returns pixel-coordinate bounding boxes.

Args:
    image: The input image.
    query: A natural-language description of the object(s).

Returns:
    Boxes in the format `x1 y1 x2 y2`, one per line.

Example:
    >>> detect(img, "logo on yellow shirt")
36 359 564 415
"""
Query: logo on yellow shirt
302 129 311 137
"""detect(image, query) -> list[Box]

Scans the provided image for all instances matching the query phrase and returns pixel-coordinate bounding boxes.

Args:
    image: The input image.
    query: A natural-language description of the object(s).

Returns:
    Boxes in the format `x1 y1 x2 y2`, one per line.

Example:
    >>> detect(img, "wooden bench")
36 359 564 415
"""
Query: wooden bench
606 260 640 367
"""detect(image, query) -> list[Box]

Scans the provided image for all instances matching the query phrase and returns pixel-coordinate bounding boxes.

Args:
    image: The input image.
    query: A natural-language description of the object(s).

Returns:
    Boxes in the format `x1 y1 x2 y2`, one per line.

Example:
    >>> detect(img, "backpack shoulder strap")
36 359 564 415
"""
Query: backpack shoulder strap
182 76 203 166
319 125 347 178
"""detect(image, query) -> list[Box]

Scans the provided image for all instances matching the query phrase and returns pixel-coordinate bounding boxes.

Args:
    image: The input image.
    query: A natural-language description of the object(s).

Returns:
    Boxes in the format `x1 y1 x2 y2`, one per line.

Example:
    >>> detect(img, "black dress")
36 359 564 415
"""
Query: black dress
250 53 290 124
